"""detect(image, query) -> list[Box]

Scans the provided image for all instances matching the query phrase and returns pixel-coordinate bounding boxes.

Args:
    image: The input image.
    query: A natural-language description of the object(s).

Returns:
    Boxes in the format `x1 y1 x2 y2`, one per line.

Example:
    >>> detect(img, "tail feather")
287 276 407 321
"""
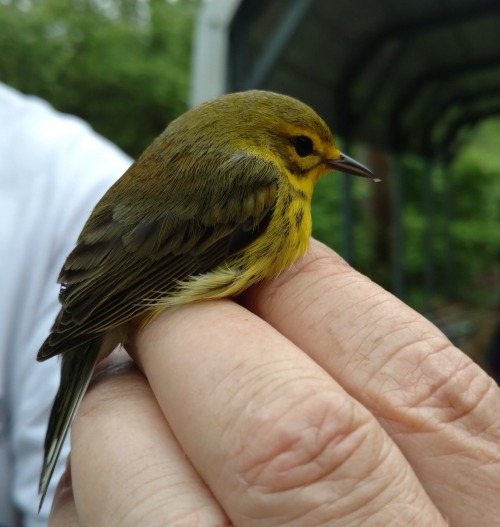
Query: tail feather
38 339 101 511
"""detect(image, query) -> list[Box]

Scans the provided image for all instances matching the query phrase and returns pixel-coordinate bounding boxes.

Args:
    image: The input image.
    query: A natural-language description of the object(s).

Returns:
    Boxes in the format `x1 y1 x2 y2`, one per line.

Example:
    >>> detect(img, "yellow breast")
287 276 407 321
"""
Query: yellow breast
151 174 313 310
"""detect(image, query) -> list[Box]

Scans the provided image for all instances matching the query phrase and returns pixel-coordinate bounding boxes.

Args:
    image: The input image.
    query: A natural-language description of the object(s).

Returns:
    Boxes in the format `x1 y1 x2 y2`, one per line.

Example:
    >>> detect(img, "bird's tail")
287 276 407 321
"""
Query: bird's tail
38 339 101 511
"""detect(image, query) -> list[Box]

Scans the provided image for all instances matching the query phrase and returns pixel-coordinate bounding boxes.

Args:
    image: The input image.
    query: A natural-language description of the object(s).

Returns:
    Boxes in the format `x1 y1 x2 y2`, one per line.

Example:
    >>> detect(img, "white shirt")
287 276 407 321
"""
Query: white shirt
0 82 131 526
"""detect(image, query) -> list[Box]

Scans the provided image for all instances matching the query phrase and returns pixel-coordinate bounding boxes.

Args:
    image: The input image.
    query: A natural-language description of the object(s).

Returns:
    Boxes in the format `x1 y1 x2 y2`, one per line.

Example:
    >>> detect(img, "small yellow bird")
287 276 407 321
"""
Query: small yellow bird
37 90 375 506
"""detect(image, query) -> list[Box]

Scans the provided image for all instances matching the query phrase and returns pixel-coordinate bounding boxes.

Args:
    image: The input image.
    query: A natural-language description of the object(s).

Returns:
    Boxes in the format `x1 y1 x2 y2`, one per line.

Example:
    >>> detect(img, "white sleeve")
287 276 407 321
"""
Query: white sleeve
0 83 132 526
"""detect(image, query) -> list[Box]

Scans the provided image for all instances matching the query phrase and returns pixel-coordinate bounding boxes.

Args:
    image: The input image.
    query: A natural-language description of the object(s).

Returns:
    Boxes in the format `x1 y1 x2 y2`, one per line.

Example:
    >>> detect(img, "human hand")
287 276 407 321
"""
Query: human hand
48 239 500 526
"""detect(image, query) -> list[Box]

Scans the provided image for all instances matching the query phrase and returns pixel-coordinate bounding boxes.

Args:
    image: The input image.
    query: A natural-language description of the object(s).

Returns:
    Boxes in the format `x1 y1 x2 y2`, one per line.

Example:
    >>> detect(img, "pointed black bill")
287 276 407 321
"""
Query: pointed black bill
326 152 377 180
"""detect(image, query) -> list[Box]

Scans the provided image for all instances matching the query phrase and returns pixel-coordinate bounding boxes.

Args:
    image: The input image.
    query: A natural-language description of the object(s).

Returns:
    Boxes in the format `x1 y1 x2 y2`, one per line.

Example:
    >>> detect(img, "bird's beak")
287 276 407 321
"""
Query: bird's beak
325 152 377 180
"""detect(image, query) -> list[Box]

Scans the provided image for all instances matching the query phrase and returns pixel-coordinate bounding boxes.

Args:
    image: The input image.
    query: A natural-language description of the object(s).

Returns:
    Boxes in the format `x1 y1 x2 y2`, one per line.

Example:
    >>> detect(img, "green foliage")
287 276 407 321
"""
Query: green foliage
311 171 342 250
447 119 500 305
0 0 199 156
314 121 500 311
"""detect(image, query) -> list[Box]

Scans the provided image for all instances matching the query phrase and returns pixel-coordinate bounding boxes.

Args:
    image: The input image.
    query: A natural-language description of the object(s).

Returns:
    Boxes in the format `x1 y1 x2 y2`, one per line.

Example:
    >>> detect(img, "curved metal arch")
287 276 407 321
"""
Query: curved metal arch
228 0 313 91
336 0 500 134
436 103 500 159
388 55 500 151
414 83 500 155
427 90 500 156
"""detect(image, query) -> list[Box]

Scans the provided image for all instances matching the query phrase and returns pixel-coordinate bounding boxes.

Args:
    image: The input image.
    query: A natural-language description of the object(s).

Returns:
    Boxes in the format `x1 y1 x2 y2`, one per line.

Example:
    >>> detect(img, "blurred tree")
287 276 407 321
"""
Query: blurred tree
447 118 500 306
312 118 500 312
0 0 199 156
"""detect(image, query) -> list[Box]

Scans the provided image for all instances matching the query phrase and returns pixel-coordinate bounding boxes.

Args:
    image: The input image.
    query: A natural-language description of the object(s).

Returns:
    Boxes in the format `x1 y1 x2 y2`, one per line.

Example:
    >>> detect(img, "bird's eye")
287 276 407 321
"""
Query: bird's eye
292 136 314 157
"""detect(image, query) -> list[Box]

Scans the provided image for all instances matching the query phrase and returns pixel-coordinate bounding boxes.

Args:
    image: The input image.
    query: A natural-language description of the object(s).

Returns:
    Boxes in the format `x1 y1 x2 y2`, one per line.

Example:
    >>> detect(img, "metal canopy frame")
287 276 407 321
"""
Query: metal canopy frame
225 0 500 158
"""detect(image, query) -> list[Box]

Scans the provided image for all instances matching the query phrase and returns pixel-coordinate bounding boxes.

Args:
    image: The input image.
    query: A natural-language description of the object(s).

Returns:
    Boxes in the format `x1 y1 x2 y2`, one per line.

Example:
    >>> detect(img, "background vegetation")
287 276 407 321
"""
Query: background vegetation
0 0 198 156
1 0 498 369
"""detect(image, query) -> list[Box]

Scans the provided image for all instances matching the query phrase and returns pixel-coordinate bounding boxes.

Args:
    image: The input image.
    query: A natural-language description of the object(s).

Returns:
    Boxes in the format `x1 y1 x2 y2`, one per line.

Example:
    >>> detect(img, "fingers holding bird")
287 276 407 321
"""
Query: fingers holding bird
92 300 440 527
49 241 500 526
62 298 443 527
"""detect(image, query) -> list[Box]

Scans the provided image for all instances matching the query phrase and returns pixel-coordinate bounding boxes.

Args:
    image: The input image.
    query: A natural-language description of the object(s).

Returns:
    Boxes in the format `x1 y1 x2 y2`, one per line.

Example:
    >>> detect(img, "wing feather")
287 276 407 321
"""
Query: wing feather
38 151 279 361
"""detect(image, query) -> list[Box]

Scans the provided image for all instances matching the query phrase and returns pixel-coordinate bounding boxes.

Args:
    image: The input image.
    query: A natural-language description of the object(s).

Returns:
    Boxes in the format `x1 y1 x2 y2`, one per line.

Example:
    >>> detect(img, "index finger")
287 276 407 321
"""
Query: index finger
241 238 500 525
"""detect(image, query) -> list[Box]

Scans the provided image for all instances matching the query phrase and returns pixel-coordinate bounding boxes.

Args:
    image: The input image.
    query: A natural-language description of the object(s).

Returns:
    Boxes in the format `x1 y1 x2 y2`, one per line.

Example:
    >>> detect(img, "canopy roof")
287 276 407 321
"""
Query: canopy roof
193 0 500 158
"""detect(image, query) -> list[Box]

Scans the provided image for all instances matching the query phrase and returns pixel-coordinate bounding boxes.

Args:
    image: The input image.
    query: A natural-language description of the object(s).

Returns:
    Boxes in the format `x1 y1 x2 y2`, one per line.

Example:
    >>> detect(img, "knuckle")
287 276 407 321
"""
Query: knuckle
227 390 393 524
234 389 374 495
423 350 498 424
376 330 497 433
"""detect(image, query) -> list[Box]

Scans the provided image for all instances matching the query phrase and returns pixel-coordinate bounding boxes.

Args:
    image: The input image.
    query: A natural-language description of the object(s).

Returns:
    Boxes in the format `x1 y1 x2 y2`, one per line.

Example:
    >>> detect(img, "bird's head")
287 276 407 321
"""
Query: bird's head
164 90 375 184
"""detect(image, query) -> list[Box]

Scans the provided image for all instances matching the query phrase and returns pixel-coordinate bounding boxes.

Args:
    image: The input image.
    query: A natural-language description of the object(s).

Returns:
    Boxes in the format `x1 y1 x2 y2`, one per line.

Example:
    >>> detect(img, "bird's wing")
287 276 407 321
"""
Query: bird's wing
38 152 280 360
